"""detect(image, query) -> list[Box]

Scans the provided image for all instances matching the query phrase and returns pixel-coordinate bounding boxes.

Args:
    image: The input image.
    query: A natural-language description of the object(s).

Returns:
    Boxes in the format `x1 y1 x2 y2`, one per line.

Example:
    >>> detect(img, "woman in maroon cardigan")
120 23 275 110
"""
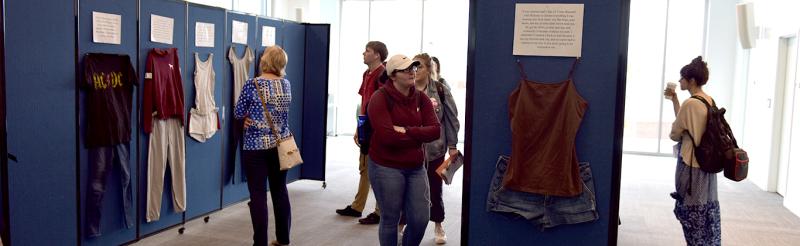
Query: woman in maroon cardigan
367 54 441 246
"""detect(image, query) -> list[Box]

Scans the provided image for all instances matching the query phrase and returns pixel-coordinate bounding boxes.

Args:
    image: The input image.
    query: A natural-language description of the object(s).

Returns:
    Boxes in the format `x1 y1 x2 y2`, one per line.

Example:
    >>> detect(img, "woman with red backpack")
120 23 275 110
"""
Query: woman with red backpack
664 56 721 245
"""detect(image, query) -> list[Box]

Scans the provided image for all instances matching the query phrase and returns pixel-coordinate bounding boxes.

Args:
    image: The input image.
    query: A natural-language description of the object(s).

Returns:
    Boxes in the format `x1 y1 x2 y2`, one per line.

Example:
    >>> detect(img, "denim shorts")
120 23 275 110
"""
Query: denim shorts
487 155 599 229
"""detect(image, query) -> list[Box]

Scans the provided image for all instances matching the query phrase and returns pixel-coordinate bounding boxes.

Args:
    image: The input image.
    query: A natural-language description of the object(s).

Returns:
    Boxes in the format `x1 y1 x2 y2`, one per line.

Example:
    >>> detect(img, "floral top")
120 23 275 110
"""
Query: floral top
234 77 292 150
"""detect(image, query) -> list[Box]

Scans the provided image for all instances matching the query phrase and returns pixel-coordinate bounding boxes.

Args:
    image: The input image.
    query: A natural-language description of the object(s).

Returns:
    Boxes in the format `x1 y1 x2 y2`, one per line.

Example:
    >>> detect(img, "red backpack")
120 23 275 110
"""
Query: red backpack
686 96 749 182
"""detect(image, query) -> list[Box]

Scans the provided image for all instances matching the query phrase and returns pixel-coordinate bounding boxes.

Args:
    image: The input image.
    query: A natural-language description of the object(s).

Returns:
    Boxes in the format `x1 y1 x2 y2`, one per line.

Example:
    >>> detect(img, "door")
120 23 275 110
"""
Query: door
778 36 797 196
780 35 800 216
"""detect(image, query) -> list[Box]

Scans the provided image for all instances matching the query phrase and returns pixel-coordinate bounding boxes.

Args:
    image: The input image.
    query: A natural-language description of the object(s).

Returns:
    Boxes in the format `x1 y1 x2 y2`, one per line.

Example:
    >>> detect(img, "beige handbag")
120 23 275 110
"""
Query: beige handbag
255 80 303 170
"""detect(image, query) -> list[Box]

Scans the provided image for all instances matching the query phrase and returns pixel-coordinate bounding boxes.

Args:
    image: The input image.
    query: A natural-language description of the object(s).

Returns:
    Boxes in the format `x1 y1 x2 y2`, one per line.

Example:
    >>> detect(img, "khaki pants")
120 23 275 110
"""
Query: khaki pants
351 153 380 213
146 118 186 222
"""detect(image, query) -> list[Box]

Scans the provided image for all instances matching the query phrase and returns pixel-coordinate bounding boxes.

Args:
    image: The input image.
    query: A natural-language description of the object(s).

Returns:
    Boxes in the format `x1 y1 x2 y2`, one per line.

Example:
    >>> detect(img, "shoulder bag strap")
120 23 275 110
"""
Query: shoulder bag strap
254 79 282 146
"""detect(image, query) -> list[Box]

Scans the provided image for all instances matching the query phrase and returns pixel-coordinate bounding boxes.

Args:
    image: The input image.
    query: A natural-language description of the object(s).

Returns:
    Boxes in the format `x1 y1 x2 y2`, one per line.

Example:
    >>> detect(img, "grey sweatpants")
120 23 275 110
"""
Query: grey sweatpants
146 118 186 222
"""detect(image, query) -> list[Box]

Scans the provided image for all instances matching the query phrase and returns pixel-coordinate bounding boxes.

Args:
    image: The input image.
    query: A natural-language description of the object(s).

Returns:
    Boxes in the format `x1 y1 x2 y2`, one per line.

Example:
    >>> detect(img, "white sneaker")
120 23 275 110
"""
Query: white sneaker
398 225 405 245
434 223 447 244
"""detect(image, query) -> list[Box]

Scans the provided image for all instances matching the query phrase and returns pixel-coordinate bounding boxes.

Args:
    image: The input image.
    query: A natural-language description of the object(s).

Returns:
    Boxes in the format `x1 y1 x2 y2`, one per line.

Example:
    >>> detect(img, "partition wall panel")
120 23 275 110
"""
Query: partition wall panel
185 3 226 220
221 11 257 207
78 0 139 244
4 0 77 245
465 0 628 245
137 0 187 235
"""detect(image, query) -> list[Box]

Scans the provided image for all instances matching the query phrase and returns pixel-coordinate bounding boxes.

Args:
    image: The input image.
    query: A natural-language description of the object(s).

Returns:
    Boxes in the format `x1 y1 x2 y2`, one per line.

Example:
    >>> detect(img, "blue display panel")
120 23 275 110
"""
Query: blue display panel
221 11 257 207
281 21 306 182
464 0 628 245
4 0 78 245
78 0 139 245
185 3 226 220
300 24 331 181
137 0 187 236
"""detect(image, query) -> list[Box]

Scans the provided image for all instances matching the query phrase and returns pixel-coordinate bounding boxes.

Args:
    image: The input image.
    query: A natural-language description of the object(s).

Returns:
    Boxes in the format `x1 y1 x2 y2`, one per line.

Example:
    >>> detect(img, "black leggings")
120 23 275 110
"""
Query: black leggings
242 148 291 245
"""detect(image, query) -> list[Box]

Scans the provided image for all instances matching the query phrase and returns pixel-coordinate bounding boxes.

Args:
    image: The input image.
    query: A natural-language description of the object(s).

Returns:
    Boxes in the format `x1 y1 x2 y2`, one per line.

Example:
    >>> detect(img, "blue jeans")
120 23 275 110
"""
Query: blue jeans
487 155 598 229
86 144 134 237
368 157 430 246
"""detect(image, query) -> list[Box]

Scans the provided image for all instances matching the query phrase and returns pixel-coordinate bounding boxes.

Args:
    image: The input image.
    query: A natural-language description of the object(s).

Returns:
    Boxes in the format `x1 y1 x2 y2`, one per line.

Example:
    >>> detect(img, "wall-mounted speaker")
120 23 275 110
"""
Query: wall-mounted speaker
736 2 756 49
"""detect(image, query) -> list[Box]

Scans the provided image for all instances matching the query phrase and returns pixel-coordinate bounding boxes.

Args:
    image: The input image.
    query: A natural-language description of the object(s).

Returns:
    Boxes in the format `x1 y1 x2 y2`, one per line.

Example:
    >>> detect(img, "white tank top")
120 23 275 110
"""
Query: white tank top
194 52 216 110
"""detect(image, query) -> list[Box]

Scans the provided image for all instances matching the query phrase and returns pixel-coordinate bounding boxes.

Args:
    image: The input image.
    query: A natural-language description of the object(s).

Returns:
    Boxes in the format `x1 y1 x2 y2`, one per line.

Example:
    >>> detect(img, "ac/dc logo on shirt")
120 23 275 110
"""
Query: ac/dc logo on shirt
92 72 124 90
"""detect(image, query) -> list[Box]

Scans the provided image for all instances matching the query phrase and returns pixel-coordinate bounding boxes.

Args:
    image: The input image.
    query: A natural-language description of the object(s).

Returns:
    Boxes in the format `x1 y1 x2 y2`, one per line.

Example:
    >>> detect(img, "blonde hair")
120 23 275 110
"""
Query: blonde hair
413 53 436 81
260 45 288 77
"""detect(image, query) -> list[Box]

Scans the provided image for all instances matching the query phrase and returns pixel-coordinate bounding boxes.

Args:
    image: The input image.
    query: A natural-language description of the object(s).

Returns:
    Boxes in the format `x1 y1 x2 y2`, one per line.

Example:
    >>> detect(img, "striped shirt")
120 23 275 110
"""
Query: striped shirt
234 77 293 150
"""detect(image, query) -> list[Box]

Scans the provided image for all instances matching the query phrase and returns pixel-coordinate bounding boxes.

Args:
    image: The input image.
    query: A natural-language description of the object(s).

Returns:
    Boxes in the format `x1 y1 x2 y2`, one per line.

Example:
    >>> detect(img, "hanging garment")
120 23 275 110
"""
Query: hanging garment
227 46 254 183
504 60 588 197
142 48 187 222
229 46 254 106
82 53 137 236
189 53 220 142
146 118 186 222
487 155 598 229
86 144 133 237
82 53 137 147
142 48 185 134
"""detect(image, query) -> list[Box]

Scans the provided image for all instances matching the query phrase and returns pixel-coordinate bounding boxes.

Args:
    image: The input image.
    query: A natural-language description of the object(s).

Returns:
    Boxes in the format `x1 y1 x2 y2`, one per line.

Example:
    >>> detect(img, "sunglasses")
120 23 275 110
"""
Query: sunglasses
397 66 418 73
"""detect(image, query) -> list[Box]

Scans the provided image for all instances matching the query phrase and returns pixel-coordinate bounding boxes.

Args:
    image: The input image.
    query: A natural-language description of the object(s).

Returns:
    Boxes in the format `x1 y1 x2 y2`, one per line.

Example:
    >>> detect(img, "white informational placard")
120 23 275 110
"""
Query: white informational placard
262 26 276 47
150 14 174 45
512 4 584 57
232 20 248 44
92 12 121 45
195 22 215 47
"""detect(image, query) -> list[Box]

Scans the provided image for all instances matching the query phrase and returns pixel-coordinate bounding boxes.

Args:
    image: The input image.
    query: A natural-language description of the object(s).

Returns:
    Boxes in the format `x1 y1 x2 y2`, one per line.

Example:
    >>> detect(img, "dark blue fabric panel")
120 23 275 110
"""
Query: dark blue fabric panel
299 24 330 181
185 3 226 220
466 1 625 245
281 22 306 182
138 0 186 235
221 11 257 206
4 0 78 245
78 0 139 245
253 17 305 182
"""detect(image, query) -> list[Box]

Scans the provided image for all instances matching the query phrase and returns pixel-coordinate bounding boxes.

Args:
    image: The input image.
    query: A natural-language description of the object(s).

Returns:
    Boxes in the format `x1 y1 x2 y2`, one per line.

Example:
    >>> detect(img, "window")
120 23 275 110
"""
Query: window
422 0 469 141
624 0 707 154
233 0 267 16
336 0 371 134
334 0 469 138
186 0 233 10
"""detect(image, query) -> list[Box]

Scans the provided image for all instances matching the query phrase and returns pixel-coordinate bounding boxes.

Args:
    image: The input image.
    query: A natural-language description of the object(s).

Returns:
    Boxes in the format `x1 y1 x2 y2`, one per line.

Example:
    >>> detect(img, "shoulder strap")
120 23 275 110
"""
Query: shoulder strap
567 58 580 80
685 96 710 147
434 81 450 120
690 95 718 109
690 95 711 108
515 60 528 81
435 81 445 103
254 79 282 146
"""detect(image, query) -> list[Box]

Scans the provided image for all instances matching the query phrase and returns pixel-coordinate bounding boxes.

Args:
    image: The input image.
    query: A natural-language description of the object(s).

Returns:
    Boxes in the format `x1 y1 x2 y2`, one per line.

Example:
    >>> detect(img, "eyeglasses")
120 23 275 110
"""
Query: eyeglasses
398 66 418 74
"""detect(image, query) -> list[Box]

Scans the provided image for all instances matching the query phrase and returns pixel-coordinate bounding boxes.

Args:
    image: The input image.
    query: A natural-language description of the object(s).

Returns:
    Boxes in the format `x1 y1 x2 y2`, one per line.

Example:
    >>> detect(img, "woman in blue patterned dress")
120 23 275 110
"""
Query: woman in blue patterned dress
664 56 721 245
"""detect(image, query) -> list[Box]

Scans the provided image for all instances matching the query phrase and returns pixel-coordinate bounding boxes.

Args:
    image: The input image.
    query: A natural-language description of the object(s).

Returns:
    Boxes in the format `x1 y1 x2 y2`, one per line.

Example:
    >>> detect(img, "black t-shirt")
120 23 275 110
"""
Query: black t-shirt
83 53 137 147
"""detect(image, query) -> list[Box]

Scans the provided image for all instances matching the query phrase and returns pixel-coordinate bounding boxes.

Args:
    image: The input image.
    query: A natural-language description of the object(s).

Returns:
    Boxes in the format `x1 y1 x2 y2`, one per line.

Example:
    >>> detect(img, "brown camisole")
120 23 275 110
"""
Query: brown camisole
503 59 588 197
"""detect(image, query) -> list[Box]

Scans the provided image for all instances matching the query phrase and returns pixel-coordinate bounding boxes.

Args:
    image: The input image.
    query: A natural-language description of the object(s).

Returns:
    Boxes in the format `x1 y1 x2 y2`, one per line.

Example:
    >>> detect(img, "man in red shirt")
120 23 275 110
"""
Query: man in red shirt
336 41 387 225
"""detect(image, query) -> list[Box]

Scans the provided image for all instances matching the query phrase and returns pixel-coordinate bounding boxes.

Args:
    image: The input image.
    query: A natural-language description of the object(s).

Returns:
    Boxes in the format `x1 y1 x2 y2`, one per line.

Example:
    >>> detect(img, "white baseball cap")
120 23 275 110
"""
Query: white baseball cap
385 54 420 76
